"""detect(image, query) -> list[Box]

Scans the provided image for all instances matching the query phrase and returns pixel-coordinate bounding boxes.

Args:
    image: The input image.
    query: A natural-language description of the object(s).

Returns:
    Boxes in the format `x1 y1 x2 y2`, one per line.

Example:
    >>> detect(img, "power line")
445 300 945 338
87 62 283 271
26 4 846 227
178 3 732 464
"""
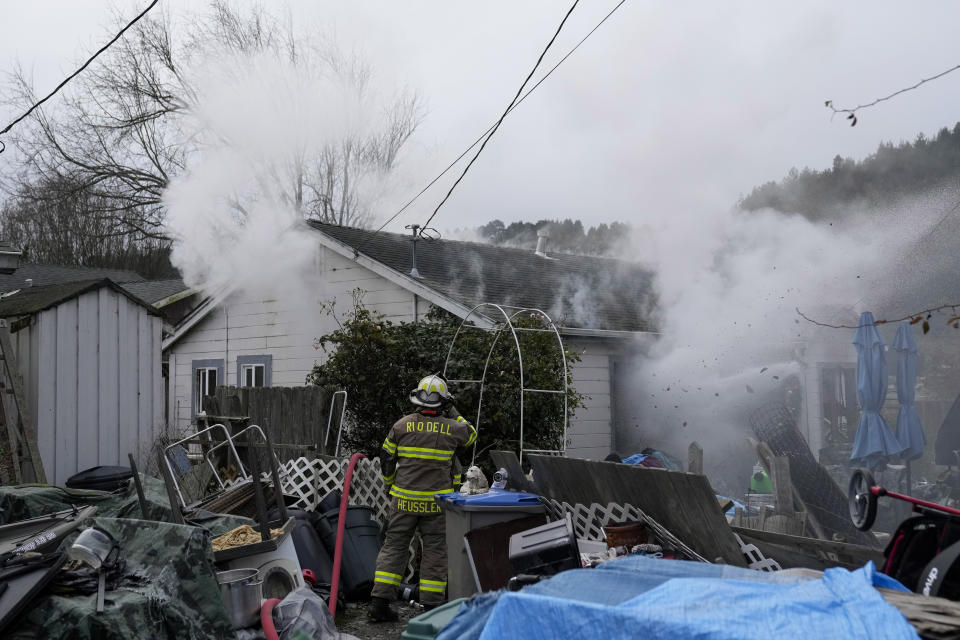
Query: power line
0 0 161 154
355 0 626 256
419 0 581 233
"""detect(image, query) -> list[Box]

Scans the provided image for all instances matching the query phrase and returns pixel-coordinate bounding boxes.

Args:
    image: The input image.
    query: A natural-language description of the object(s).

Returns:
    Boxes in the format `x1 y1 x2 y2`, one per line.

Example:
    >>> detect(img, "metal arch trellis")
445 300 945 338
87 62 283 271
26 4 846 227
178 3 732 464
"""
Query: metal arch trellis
442 303 569 466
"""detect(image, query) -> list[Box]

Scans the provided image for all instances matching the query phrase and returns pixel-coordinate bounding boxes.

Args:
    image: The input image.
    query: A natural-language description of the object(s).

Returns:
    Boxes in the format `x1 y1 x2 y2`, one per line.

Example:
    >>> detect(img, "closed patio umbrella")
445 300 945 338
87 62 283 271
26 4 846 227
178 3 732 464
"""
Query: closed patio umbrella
892 321 925 462
850 311 905 469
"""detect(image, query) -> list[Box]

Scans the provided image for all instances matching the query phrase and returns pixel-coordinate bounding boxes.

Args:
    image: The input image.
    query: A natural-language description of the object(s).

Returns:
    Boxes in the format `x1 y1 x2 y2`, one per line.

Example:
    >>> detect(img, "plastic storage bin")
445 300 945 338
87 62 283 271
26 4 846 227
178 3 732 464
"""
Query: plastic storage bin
435 490 545 600
401 597 466 640
508 516 580 576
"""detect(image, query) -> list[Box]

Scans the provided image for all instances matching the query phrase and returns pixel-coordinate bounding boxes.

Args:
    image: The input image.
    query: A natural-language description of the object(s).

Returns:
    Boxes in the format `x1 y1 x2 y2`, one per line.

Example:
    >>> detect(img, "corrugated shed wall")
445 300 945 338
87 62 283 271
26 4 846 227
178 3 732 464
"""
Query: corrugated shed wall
14 288 162 485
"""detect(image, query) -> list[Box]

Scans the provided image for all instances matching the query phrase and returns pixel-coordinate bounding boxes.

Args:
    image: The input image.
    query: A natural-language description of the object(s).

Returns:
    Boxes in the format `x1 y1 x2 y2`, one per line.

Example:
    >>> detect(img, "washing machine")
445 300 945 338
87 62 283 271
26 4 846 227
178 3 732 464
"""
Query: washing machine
215 518 304 600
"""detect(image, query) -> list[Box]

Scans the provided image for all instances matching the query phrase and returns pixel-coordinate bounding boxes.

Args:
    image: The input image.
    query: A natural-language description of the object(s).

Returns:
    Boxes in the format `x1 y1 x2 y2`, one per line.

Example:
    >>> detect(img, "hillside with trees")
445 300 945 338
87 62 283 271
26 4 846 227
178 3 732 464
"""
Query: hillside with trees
740 123 960 219
472 218 632 256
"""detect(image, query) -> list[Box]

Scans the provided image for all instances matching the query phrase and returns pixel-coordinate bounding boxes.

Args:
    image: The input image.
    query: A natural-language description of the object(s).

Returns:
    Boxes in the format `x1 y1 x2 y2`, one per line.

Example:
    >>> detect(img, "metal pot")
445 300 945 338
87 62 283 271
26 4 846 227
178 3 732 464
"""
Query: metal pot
216 568 263 629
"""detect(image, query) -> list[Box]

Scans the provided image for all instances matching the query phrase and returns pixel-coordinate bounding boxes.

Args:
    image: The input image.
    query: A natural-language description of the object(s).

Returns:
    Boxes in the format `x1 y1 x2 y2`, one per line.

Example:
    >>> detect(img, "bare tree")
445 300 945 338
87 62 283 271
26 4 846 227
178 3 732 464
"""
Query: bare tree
2 1 423 241
0 175 175 277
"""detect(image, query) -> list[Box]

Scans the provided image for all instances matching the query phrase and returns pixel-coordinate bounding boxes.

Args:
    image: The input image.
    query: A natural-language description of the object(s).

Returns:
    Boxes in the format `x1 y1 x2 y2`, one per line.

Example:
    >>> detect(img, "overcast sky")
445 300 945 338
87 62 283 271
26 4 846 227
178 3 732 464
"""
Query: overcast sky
3 1 960 234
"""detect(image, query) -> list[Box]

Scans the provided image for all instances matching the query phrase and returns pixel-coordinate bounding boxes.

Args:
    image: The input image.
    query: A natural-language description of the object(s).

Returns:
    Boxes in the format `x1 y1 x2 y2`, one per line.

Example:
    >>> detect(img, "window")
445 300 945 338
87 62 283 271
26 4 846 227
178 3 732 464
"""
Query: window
191 359 224 418
195 368 218 413
241 363 265 387
237 355 272 388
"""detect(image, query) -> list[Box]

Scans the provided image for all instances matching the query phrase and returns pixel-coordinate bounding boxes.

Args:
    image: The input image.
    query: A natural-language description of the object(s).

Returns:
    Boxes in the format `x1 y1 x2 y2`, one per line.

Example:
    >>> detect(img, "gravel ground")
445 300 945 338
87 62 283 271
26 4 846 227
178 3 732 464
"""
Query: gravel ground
336 600 422 640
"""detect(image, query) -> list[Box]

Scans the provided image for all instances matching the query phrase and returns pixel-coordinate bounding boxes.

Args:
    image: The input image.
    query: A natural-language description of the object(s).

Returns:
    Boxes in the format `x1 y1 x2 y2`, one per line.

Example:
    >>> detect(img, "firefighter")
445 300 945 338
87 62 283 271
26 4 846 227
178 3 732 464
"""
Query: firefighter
367 374 477 622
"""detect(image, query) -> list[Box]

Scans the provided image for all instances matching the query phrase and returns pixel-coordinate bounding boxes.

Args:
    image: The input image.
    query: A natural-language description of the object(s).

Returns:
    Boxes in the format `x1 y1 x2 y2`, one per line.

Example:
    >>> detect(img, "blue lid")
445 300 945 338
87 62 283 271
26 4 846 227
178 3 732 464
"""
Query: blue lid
435 489 542 507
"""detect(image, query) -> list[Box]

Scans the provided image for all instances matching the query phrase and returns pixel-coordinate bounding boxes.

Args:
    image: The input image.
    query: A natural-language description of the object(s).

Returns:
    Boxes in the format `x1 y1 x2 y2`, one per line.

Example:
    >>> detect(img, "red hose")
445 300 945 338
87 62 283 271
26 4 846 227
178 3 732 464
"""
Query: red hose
329 452 366 616
261 597 282 640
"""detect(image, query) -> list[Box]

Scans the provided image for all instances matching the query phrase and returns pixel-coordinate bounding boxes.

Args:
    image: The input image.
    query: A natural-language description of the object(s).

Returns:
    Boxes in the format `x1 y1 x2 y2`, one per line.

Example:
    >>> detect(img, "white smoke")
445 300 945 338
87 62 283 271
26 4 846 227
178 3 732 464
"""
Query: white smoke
163 44 420 297
621 199 946 492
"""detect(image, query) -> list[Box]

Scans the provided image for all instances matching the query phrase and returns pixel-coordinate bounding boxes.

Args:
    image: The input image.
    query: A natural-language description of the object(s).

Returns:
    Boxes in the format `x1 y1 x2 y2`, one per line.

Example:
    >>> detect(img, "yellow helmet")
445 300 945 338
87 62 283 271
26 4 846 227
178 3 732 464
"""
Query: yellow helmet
409 374 453 408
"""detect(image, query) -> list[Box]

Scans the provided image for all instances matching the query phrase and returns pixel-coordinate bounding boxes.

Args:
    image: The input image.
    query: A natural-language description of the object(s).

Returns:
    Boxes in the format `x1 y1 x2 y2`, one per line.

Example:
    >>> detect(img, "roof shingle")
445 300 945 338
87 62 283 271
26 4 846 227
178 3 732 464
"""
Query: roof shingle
310 222 657 332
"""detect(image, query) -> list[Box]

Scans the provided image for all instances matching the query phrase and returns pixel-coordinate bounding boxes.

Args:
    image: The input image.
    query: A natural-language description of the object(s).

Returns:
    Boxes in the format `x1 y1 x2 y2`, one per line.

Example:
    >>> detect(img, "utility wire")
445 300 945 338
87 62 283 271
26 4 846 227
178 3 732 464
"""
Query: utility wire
353 0 626 257
0 0 161 154
419 0 581 233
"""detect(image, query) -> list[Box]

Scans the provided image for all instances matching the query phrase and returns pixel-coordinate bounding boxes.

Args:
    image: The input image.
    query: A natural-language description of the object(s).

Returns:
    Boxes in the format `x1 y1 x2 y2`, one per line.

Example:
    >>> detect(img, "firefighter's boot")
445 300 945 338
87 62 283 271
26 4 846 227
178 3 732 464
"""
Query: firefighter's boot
367 596 398 623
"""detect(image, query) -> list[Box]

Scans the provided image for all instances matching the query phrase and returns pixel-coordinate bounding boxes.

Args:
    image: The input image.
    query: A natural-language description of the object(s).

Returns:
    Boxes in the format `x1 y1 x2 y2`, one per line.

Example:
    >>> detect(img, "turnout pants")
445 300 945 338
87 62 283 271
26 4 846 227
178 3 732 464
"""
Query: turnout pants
372 498 447 604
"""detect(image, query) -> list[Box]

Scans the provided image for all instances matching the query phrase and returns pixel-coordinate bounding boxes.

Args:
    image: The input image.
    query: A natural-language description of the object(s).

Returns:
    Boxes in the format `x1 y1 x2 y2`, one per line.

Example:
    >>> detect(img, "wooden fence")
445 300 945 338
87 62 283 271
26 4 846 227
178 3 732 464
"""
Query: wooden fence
205 385 345 456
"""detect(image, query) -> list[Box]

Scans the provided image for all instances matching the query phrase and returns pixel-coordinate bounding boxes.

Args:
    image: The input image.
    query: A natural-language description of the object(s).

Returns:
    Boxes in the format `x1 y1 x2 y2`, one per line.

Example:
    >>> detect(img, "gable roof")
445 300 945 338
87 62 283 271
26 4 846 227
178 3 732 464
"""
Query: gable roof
0 279 159 318
164 222 657 350
309 222 657 333
0 263 144 293
119 279 194 307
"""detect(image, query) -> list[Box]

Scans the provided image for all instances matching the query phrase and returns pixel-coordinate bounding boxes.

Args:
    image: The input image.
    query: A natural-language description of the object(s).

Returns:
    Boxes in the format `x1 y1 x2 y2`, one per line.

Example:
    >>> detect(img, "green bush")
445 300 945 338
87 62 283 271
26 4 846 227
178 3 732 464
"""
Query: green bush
307 291 584 469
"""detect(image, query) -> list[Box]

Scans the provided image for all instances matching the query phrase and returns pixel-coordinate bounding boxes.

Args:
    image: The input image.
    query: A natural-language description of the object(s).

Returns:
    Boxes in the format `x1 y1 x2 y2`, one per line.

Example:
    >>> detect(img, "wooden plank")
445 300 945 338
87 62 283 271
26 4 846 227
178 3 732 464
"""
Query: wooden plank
528 455 745 565
2 322 46 483
270 387 283 439
117 296 139 461
688 441 703 474
771 455 793 515
76 292 99 471
55 300 78 483
732 526 883 571
0 332 22 484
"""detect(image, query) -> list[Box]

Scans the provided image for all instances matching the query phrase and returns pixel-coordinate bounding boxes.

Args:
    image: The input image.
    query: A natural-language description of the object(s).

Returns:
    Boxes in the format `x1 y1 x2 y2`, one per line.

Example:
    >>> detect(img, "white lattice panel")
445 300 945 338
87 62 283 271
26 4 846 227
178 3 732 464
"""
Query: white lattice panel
542 499 709 563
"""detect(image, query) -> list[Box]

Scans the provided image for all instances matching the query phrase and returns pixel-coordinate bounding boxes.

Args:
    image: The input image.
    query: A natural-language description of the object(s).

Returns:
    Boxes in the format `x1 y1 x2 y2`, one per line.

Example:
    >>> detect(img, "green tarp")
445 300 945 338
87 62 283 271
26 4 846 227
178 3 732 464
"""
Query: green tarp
9 517 235 640
0 475 256 639
0 474 249 537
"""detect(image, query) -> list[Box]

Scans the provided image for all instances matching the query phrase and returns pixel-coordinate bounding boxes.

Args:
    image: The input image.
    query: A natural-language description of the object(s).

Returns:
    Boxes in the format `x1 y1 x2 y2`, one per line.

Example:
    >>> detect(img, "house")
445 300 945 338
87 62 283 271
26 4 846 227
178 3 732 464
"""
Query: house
163 222 658 460
0 278 163 484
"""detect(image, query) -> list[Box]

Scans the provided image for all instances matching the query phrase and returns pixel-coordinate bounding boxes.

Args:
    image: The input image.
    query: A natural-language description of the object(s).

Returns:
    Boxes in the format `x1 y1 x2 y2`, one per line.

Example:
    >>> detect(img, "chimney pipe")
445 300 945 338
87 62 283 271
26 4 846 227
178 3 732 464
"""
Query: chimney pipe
535 228 550 257
405 224 421 278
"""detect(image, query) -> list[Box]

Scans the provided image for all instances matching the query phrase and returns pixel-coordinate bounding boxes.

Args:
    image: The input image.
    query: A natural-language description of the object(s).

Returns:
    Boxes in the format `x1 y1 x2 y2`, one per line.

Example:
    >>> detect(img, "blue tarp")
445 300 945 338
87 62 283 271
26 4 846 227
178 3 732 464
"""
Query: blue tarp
851 311 906 469
893 322 926 461
437 556 916 640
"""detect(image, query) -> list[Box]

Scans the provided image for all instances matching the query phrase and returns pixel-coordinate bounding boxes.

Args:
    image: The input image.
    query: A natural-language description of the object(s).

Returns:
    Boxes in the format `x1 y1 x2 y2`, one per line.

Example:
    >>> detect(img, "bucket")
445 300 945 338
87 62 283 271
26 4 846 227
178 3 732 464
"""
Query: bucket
216 568 262 629
317 506 381 600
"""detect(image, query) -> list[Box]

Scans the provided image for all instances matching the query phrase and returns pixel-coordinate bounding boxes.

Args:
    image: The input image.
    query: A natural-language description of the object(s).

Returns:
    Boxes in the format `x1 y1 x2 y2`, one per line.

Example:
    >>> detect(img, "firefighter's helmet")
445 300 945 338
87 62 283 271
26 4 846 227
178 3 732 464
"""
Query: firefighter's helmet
409 374 453 408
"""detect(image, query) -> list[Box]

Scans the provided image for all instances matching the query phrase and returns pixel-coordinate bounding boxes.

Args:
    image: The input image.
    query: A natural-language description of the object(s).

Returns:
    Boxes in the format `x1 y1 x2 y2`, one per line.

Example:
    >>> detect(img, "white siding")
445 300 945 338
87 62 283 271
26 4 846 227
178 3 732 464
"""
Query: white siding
167 247 420 432
165 244 633 462
9 288 162 485
564 337 615 460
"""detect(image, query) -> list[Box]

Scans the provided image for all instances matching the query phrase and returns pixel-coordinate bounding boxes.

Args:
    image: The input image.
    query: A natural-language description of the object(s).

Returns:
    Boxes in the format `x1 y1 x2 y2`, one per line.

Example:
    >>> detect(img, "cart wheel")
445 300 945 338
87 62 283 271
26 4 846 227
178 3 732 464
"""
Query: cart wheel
849 468 878 531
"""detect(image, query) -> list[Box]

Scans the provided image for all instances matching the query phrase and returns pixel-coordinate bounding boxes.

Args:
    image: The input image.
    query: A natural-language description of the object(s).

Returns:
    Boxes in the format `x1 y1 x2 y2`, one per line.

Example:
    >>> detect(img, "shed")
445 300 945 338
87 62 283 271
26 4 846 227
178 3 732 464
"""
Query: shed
0 278 163 484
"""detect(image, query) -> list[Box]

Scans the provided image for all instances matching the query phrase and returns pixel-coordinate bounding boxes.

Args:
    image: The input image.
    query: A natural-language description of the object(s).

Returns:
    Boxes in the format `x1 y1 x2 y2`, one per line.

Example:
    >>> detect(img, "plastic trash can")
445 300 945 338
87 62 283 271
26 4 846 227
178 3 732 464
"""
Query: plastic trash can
316 505 381 600
435 490 545 600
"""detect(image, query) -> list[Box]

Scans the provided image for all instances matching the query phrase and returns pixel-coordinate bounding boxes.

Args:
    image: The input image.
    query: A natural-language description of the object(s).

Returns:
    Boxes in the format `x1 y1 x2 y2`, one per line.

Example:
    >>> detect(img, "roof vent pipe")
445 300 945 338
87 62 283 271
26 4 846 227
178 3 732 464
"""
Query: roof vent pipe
405 224 422 278
535 228 550 257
